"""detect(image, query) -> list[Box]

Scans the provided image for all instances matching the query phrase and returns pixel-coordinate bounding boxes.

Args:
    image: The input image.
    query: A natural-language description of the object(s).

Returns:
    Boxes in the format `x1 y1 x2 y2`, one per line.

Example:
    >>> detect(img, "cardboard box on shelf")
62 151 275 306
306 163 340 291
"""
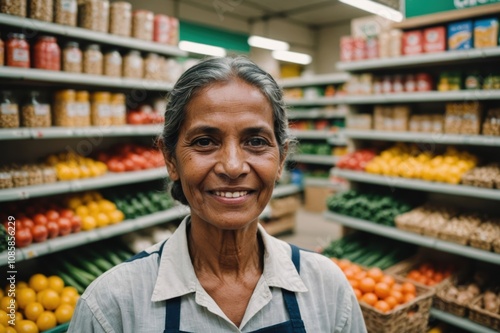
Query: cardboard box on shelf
270 195 301 218
261 213 297 236
423 26 446 53
474 17 499 49
304 185 333 213
403 30 424 55
448 20 473 50
347 114 372 130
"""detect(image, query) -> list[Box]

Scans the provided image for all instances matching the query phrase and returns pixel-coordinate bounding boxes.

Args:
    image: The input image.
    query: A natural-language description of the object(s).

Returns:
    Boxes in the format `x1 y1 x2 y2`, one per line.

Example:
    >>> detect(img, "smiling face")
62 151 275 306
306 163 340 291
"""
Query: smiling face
165 78 287 230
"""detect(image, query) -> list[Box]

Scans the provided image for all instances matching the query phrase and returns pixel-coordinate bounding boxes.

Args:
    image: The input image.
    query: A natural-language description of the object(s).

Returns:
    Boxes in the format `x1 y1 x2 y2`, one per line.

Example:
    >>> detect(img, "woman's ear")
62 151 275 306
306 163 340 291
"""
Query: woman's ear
157 137 179 181
276 142 289 181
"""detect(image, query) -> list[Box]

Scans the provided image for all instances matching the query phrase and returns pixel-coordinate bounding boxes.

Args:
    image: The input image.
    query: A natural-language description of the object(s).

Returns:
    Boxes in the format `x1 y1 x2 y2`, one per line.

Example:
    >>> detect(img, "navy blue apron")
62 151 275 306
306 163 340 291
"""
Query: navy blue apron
162 244 307 333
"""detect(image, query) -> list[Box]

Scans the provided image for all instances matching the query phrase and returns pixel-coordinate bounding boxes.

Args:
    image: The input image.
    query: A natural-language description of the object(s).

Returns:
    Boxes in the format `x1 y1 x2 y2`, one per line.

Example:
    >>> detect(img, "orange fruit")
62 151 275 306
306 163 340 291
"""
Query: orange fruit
14 319 39 333
107 210 124 224
16 282 28 290
24 302 44 322
390 290 404 304
81 216 97 231
392 283 403 292
95 212 110 228
402 282 417 295
344 269 356 280
361 292 378 306
0 297 16 313
374 300 391 313
39 290 60 311
36 311 56 331
353 289 362 300
337 259 351 271
374 282 391 299
367 267 384 282
14 311 23 323
0 324 5 333
359 277 376 293
380 275 395 287
349 280 359 290
16 288 36 310
28 274 48 293
354 271 367 281
403 293 416 304
0 310 8 327
55 304 74 324
47 276 65 294
5 327 17 333
349 265 362 274
384 296 398 310
60 287 78 297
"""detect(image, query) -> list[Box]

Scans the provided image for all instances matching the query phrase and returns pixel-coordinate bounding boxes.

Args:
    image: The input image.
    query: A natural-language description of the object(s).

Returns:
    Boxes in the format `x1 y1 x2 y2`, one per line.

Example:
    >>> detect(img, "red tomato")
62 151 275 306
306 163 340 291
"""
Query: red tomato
33 213 48 226
46 221 59 239
58 217 72 236
113 161 125 172
19 217 34 230
123 158 138 171
31 225 48 243
45 210 60 221
127 111 144 125
70 215 82 233
15 228 32 248
59 209 74 219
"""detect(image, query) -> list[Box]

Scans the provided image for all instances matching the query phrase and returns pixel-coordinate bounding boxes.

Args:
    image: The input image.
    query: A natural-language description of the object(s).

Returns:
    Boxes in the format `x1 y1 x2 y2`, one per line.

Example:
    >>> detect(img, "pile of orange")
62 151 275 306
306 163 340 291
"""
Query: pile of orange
405 262 453 287
333 258 418 313
0 274 80 332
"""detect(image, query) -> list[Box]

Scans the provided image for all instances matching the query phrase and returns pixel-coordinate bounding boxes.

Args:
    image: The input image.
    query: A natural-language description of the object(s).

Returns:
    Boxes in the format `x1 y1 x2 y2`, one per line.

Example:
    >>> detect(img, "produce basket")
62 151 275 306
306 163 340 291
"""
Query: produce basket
468 294 500 331
434 281 469 317
394 214 422 234
360 277 434 333
44 323 70 333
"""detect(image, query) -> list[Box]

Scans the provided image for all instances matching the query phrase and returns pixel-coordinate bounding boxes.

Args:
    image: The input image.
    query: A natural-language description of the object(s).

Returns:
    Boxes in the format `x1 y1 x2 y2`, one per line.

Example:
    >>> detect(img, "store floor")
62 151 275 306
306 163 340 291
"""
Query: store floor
277 207 343 252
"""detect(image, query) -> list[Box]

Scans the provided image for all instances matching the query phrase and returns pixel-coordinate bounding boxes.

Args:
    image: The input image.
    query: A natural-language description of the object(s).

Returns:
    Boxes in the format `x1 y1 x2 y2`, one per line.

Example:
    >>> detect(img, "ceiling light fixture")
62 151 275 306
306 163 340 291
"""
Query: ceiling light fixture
248 35 290 51
339 0 403 22
178 41 227 57
272 50 312 65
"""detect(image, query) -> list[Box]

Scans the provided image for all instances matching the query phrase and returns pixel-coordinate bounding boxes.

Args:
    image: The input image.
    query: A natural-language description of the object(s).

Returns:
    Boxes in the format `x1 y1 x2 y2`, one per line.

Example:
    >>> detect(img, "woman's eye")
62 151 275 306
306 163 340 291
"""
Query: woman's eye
194 138 212 146
248 138 268 147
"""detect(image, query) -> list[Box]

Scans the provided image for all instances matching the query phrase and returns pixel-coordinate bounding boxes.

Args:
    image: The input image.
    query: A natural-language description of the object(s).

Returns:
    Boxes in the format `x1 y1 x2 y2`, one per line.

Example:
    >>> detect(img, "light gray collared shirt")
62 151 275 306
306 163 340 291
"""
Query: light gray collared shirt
68 216 367 332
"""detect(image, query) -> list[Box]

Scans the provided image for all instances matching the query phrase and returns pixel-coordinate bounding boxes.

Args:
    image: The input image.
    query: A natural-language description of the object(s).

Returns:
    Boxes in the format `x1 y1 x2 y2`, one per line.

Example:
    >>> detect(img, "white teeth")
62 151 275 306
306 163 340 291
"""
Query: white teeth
214 191 248 198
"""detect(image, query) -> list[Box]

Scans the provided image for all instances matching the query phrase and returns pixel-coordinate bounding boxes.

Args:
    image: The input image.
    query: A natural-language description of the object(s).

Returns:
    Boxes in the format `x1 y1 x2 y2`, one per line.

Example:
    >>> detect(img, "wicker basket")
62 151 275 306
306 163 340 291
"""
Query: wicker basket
468 295 500 331
437 229 469 245
360 277 434 333
434 280 470 317
493 239 500 254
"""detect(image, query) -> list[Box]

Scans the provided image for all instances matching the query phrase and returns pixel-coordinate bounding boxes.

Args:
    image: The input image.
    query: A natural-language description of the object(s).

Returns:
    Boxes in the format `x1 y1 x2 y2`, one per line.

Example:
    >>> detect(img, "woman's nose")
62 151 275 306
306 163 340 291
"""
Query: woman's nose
215 143 250 179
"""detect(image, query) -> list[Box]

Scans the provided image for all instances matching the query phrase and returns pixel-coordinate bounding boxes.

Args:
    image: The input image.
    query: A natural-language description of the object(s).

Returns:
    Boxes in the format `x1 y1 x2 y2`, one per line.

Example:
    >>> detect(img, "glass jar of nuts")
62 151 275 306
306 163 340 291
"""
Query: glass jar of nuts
22 91 51 128
75 90 91 127
91 92 112 126
110 93 126 126
0 0 27 17
104 49 122 77
83 44 103 75
0 90 19 128
79 0 110 33
54 89 77 127
30 0 53 22
55 0 77 26
123 50 143 79
62 41 82 73
132 10 154 41
110 1 132 36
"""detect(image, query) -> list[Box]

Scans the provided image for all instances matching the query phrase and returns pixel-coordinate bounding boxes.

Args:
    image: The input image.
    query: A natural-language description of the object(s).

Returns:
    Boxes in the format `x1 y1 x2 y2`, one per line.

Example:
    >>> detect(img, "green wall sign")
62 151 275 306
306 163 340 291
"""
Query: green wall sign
405 0 500 18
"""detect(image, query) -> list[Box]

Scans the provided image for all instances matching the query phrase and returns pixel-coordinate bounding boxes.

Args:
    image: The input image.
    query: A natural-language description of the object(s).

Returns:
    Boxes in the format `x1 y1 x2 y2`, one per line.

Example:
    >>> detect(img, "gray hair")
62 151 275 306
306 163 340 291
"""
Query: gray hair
160 56 293 205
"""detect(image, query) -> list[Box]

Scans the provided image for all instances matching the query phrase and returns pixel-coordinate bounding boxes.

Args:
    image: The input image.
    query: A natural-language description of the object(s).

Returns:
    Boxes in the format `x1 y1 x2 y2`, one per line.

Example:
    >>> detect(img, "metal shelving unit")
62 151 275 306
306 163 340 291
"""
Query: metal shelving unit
0 14 186 57
0 67 175 90
271 183 302 198
342 129 500 147
0 168 167 202
332 169 500 201
324 212 500 265
342 90 500 104
279 73 350 88
291 154 339 166
429 309 498 333
285 96 348 106
287 109 346 120
290 130 333 140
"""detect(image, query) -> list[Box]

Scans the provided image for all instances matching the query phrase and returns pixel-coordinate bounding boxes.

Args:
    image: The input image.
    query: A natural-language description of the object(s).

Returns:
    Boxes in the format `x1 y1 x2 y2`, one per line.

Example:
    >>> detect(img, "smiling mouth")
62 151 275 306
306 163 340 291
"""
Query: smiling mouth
213 191 249 198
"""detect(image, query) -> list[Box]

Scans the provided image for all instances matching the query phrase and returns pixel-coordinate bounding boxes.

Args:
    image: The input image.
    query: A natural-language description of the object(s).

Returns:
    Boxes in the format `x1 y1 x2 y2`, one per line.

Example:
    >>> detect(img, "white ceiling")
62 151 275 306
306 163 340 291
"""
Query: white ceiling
178 0 390 28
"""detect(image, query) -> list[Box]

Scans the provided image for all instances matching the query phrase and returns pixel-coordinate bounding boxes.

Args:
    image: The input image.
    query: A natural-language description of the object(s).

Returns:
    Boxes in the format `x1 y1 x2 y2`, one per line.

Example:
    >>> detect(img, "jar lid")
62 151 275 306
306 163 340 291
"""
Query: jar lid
9 33 25 39
127 50 140 56
106 49 120 55
86 44 101 51
56 89 76 100
76 90 90 100
39 36 56 42
111 93 126 102
112 1 132 9
66 41 79 48
91 92 111 102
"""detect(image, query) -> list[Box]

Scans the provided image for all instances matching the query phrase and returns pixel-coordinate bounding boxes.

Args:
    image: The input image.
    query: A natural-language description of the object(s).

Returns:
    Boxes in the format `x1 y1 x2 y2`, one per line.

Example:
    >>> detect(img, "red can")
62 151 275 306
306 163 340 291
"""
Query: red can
353 37 366 61
154 14 170 44
34 36 60 71
416 73 433 92
6 33 30 68
340 36 354 62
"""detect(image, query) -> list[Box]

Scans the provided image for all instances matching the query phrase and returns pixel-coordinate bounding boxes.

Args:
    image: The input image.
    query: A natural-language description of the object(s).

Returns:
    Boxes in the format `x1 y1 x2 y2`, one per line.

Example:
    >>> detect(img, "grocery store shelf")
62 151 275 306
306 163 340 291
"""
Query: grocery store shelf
324 212 500 265
0 67 174 90
430 308 498 333
0 14 186 57
287 109 346 119
272 184 302 198
332 169 500 201
342 129 500 147
342 90 500 104
290 130 333 140
0 125 163 141
291 154 339 165
285 96 348 106
303 177 343 190
279 73 350 88
337 47 500 72
0 168 167 202
0 206 190 266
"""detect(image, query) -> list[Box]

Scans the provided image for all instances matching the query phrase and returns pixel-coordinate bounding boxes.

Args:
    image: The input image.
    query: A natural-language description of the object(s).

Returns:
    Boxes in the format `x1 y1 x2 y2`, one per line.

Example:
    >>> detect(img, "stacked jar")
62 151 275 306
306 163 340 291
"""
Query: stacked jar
91 92 112 126
0 91 19 128
144 53 162 80
110 1 131 37
22 91 51 127
30 0 53 22
79 0 109 33
75 91 91 127
0 36 4 66
110 93 126 125
54 0 77 26
6 33 30 68
83 44 103 75
0 0 27 17
123 50 143 79
33 36 61 71
132 10 154 41
62 42 82 73
104 49 122 77
54 89 77 127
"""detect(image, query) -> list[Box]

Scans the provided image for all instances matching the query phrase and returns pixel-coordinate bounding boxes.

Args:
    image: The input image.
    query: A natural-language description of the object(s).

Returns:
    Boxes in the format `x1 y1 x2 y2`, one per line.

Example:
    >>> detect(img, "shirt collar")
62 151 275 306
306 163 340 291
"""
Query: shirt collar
151 216 308 302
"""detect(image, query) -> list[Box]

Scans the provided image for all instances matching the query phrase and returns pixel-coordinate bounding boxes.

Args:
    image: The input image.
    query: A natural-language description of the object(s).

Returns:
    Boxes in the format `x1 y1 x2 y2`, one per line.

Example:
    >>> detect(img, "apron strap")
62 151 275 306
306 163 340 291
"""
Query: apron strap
280 244 306 331
164 296 182 333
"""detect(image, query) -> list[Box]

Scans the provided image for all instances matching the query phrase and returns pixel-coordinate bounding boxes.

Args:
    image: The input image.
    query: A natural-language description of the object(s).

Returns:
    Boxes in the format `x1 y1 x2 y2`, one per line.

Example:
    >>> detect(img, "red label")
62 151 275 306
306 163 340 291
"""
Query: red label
424 26 446 53
403 30 423 55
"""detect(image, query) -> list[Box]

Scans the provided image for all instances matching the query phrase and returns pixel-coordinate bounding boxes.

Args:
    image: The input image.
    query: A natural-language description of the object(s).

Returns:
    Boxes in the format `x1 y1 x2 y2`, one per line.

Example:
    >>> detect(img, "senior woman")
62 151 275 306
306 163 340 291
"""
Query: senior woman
68 56 366 333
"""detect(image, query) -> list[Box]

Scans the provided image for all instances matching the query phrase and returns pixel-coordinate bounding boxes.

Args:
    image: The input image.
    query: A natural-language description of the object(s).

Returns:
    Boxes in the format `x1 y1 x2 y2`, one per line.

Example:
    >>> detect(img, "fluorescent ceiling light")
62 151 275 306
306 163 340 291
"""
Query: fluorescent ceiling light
248 36 290 51
272 50 312 65
178 41 227 57
339 0 403 22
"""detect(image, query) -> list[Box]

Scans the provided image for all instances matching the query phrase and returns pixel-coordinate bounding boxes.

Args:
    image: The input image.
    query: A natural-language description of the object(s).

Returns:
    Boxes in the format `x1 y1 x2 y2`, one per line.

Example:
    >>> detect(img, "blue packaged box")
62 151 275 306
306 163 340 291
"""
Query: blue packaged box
448 20 473 50
474 17 499 48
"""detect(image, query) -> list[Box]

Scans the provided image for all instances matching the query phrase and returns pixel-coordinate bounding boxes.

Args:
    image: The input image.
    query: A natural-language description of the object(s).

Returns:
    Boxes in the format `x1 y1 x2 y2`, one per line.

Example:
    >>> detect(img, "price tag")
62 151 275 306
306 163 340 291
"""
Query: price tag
18 191 30 200
23 249 38 260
